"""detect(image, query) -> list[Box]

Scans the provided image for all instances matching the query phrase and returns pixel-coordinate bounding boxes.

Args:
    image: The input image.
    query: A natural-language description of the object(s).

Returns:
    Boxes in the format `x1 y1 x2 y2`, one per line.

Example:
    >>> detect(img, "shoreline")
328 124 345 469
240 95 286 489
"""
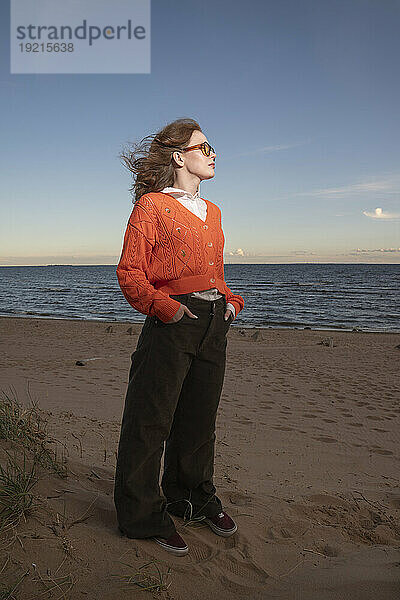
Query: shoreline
1 314 399 335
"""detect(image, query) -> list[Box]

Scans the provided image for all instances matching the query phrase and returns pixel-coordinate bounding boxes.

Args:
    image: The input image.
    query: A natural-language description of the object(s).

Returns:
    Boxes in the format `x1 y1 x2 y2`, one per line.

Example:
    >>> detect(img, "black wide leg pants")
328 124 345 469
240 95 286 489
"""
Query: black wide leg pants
113 293 233 539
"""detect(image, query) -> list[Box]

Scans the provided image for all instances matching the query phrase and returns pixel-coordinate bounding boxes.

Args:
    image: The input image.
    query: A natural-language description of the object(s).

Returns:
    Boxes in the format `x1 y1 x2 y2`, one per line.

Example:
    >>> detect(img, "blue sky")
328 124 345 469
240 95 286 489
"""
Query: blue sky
1 0 399 265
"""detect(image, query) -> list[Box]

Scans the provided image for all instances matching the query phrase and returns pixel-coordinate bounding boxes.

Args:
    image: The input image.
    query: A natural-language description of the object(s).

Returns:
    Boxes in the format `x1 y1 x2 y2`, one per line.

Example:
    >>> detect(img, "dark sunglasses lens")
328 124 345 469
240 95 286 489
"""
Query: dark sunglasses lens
202 142 211 156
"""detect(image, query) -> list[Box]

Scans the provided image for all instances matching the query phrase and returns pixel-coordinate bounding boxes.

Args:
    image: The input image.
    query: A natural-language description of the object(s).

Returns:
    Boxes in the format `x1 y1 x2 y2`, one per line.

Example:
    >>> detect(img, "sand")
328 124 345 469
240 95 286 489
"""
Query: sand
0 316 399 599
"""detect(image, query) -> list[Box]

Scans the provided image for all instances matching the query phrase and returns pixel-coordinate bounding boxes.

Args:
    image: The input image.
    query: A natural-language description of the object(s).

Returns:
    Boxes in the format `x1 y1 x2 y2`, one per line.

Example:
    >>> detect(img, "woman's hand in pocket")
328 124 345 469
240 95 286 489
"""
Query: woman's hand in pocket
166 304 198 324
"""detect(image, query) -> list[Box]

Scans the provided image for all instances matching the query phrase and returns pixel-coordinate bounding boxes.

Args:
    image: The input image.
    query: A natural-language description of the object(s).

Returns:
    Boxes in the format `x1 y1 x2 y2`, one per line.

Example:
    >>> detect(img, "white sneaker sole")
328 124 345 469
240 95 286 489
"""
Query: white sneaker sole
153 537 189 556
204 518 238 537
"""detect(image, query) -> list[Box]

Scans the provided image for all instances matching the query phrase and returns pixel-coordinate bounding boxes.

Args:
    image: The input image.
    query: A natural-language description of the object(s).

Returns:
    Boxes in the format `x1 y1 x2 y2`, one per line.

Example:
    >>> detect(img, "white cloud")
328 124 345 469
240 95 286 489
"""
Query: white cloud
227 248 246 256
363 207 400 219
350 247 400 254
259 143 305 152
298 179 396 198
224 249 319 258
290 174 400 200
222 140 309 160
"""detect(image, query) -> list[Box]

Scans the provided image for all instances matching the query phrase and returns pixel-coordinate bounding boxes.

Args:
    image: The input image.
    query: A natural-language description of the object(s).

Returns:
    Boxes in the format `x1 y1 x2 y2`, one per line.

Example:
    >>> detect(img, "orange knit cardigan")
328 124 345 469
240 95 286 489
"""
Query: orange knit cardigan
116 192 245 323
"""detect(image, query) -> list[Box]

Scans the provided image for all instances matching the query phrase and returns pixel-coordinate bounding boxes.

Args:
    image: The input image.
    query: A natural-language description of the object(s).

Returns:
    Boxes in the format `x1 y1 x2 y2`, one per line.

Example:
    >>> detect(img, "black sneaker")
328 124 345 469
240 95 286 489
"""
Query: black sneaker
204 511 237 537
153 531 189 556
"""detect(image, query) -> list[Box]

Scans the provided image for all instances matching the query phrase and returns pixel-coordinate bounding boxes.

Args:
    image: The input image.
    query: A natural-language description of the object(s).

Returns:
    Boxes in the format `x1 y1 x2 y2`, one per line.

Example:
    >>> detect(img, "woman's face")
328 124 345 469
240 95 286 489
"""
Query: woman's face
175 130 216 181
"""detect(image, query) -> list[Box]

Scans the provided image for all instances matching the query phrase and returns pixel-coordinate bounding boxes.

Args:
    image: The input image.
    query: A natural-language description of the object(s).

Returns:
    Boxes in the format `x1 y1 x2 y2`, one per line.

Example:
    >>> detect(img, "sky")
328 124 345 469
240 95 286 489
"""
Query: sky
1 0 399 265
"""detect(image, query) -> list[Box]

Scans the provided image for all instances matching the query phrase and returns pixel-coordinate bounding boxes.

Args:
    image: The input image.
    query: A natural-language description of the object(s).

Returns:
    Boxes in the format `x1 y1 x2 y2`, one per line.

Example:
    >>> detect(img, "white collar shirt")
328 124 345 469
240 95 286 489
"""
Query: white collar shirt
161 186 207 221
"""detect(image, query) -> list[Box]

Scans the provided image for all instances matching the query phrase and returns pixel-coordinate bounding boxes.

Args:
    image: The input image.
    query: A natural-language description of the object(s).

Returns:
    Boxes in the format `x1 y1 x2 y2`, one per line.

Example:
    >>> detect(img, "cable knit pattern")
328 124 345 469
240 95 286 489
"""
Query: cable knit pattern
116 192 245 323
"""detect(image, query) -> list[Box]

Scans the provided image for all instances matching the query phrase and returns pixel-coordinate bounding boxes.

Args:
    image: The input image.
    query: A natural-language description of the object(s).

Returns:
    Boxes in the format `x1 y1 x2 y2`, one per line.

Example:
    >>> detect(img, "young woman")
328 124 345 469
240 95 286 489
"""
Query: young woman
114 118 244 556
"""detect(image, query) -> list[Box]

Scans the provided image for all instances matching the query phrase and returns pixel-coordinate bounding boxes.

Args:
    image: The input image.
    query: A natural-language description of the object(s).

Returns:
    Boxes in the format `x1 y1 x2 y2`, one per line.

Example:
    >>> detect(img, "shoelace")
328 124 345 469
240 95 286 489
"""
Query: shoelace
166 498 206 523
166 493 221 523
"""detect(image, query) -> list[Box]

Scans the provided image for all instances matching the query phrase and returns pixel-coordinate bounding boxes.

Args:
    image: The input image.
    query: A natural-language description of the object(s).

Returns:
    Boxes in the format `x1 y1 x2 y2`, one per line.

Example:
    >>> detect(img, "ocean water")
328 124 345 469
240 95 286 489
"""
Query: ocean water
0 264 399 332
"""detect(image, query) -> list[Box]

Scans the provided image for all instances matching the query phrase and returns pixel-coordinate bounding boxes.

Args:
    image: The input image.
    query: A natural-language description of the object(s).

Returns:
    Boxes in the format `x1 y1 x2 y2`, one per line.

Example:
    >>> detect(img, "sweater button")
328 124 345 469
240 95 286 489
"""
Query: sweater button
210 278 215 283
207 242 213 247
203 224 208 229
209 261 214 265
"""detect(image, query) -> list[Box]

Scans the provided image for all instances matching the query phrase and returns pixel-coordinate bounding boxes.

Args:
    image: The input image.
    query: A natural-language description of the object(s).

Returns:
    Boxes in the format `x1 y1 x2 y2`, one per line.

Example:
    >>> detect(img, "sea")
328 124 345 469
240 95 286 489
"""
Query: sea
0 264 399 333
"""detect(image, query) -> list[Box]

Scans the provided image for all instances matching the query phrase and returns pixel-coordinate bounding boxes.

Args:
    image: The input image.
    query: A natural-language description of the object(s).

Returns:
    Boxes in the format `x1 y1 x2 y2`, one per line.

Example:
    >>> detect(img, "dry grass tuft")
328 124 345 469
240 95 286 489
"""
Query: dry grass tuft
112 558 172 592
0 450 39 531
0 387 68 478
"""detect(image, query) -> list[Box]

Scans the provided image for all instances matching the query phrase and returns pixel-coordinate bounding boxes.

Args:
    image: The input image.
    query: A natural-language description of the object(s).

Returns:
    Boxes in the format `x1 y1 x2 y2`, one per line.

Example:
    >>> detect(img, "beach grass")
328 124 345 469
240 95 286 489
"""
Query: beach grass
29 566 75 600
0 450 39 531
0 572 29 600
0 386 73 597
112 559 172 592
0 387 68 478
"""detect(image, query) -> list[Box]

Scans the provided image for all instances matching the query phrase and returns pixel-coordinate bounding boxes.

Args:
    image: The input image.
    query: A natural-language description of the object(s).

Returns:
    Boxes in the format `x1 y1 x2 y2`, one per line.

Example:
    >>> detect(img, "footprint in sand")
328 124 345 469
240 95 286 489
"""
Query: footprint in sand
237 418 254 426
228 491 252 506
303 493 349 507
387 495 400 509
218 552 270 587
313 436 338 443
369 447 393 456
317 543 340 557
372 428 389 433
266 520 309 541
184 536 217 564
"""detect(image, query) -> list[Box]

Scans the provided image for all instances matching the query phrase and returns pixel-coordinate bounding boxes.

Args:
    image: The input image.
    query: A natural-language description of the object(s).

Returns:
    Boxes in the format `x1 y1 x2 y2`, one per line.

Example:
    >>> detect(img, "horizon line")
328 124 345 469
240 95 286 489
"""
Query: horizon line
1 262 400 268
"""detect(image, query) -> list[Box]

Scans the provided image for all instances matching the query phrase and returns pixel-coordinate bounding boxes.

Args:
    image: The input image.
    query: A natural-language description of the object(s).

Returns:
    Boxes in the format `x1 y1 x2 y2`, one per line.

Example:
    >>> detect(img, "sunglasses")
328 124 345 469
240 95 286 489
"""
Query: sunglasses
182 141 216 157
155 138 215 157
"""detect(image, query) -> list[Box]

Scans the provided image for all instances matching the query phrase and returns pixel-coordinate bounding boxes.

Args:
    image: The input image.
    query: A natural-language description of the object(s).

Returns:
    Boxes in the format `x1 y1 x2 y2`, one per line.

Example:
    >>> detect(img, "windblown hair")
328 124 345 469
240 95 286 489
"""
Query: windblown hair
120 118 202 203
